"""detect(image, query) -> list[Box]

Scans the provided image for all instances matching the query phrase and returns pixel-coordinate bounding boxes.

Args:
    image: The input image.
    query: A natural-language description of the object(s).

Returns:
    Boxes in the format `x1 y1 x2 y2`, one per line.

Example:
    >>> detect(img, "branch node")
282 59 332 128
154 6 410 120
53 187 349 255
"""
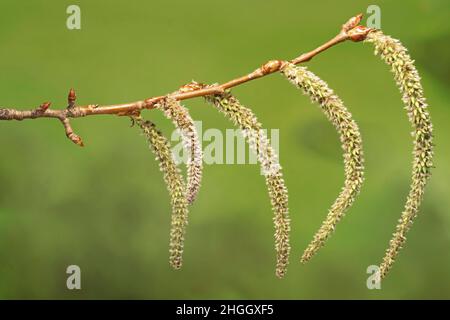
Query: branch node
260 60 286 75
179 81 207 93
347 25 374 42
144 96 165 109
211 86 225 95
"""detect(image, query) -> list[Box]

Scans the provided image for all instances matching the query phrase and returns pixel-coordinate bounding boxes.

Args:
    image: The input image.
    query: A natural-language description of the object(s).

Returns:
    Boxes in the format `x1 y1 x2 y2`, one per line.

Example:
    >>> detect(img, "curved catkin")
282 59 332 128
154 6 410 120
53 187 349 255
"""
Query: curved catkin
365 31 433 279
281 63 364 263
155 96 203 205
205 91 290 278
134 117 189 270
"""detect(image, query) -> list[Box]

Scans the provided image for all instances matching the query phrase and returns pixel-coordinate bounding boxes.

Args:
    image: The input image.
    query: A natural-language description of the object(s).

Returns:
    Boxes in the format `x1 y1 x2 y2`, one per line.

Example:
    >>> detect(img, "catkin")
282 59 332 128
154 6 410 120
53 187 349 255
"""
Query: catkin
365 31 433 279
155 96 203 205
205 91 291 278
281 63 364 263
134 117 189 270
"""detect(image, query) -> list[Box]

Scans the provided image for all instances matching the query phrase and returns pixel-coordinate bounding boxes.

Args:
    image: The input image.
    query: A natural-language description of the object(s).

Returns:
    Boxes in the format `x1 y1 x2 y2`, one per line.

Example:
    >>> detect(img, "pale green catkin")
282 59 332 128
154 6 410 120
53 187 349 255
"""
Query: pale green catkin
281 63 364 263
365 31 433 279
134 117 189 270
205 91 291 278
155 96 203 205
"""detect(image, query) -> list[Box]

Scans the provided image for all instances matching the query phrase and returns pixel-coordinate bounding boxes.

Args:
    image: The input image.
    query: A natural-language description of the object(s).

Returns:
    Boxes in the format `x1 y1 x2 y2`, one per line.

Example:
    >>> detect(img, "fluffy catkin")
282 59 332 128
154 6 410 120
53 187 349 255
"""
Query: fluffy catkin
365 31 433 279
205 91 290 278
134 117 189 270
155 96 203 205
281 63 364 263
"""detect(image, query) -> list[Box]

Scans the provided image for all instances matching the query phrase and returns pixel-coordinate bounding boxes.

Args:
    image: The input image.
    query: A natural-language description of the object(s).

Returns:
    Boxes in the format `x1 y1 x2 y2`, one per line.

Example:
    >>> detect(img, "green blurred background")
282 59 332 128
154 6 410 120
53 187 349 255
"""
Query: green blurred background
0 0 448 299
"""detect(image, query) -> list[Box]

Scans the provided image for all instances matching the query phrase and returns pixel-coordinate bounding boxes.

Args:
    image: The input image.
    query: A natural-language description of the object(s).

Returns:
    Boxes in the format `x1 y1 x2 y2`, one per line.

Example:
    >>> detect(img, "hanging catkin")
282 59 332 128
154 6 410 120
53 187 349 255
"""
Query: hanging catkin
155 96 203 205
205 91 291 278
281 63 364 263
365 31 433 279
134 117 189 270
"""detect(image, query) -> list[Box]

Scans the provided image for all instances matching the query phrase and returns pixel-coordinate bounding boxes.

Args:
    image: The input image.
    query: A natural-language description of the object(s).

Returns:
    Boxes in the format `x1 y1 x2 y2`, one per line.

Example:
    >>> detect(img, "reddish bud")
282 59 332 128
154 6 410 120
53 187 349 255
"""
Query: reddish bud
39 102 51 111
68 88 76 103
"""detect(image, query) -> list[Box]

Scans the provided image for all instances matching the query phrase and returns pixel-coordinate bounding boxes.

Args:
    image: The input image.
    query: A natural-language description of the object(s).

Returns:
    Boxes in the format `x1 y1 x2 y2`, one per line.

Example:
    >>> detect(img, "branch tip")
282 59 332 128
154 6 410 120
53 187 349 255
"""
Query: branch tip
69 133 84 147
342 13 363 32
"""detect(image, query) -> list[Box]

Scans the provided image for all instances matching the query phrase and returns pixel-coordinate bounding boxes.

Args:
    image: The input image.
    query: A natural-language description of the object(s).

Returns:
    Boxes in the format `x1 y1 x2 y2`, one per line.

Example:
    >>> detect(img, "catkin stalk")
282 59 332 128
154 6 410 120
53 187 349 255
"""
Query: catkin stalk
281 63 364 263
365 31 433 279
205 91 291 278
135 117 189 270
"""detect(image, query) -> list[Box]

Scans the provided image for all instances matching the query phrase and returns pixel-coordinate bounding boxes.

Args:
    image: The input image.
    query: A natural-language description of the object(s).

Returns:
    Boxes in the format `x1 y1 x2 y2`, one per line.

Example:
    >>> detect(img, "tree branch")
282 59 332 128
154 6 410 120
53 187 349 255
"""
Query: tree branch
0 14 372 146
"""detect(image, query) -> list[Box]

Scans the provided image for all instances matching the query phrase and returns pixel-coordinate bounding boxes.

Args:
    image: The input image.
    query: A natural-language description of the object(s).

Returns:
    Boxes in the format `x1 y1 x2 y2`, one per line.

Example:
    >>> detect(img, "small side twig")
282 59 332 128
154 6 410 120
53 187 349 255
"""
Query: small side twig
60 117 84 147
